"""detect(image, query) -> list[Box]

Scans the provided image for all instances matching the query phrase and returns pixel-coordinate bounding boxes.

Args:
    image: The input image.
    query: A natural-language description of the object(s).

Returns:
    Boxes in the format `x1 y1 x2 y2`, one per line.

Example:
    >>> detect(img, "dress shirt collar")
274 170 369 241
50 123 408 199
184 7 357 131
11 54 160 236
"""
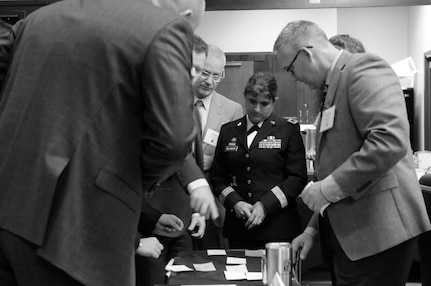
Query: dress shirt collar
194 93 213 111
324 49 343 90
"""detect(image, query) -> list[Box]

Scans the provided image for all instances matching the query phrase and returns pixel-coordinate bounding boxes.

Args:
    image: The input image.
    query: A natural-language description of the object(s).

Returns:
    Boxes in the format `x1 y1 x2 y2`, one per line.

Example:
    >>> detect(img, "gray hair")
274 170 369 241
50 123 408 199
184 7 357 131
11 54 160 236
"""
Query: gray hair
273 20 328 51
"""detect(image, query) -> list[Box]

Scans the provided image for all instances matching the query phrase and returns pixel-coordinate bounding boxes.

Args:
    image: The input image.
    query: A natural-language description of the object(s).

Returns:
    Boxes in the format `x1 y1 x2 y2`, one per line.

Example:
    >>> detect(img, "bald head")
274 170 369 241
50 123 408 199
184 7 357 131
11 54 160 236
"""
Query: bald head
206 45 226 69
152 0 205 31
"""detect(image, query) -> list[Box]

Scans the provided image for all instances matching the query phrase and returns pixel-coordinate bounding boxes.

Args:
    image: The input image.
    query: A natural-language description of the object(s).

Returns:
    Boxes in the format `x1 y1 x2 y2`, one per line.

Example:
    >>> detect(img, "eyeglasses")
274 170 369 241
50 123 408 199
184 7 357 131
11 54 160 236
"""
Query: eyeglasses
195 67 225 83
284 46 313 76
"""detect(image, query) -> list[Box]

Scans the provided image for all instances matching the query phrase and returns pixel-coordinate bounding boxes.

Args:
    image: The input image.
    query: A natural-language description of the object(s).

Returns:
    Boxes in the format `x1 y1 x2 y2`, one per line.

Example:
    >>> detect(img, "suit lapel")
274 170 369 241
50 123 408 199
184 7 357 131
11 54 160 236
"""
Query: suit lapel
323 51 352 110
204 92 223 140
316 51 353 159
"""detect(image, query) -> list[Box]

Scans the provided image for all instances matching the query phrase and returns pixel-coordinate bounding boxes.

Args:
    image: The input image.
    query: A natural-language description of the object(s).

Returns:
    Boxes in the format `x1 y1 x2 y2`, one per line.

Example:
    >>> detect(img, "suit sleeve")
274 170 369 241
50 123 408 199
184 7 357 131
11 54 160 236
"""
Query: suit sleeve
176 153 205 189
329 54 410 200
140 18 196 192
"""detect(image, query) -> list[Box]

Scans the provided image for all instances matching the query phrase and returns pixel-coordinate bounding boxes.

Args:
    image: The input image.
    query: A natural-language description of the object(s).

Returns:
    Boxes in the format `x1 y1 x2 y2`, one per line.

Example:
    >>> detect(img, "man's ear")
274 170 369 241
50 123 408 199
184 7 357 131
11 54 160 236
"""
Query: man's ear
301 46 313 62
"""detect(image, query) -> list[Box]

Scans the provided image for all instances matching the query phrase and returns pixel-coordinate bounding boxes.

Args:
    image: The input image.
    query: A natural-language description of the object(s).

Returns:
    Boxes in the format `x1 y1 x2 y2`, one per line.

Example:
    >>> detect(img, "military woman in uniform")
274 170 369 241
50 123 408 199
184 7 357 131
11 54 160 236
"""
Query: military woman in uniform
211 72 307 249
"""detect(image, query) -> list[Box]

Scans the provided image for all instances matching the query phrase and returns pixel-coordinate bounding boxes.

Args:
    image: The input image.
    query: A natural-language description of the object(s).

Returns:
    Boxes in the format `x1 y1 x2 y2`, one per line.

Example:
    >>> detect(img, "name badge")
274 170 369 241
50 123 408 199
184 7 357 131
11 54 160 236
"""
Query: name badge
320 105 335 133
203 129 219 147
224 137 238 152
258 136 282 149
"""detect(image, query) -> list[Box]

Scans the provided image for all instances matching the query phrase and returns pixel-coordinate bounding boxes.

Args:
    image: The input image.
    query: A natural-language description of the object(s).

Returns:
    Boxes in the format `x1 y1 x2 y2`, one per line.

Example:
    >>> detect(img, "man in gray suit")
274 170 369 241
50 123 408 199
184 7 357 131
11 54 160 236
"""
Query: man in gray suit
274 20 431 285
0 0 218 285
193 44 244 249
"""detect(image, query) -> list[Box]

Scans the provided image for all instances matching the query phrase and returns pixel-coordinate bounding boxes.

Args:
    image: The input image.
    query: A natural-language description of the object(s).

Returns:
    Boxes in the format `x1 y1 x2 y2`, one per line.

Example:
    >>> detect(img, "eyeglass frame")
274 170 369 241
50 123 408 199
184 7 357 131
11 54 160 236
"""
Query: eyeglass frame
284 46 313 76
195 66 225 83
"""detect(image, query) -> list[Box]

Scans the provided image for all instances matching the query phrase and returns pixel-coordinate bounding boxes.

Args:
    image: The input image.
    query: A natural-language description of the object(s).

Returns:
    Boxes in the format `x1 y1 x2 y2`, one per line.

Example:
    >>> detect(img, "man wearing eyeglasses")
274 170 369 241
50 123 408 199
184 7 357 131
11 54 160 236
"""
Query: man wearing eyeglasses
193 44 243 249
274 20 431 286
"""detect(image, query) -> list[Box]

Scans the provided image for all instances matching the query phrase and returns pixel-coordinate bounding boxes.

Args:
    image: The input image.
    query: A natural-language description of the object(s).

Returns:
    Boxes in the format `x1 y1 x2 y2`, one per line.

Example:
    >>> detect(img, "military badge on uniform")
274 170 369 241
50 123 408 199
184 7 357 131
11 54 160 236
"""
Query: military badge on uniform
224 137 238 152
258 136 282 149
286 117 299 124
231 175 238 187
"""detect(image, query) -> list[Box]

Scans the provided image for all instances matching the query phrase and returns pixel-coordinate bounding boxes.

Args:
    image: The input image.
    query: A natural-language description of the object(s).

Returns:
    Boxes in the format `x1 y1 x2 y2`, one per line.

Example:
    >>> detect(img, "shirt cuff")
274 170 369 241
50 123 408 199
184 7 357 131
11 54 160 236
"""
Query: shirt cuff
271 186 288 208
320 174 347 203
187 178 210 194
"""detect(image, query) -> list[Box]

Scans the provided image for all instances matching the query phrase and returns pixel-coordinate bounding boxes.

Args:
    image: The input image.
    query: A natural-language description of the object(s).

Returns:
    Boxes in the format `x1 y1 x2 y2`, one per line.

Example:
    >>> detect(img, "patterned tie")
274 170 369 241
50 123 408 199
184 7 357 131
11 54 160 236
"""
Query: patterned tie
320 84 328 114
195 100 206 133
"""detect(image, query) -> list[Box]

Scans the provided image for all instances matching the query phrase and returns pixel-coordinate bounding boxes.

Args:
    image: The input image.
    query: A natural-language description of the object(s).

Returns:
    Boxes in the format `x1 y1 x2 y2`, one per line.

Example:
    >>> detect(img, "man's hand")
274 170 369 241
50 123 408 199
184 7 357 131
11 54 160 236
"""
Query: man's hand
136 237 164 258
189 185 219 220
152 214 184 237
188 213 206 238
291 229 317 263
300 181 330 213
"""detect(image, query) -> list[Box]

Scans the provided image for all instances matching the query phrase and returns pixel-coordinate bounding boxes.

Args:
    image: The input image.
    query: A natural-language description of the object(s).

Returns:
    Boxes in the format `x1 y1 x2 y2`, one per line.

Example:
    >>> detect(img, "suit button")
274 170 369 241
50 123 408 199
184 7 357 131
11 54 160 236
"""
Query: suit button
245 154 250 158
247 180 251 184
248 192 252 197
246 167 251 171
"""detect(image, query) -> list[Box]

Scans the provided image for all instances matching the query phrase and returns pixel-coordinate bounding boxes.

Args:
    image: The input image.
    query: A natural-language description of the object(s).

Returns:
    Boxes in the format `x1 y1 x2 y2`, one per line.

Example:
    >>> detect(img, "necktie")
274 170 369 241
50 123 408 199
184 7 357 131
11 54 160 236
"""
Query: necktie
247 124 259 148
320 84 328 114
247 124 260 135
191 106 204 169
195 100 206 133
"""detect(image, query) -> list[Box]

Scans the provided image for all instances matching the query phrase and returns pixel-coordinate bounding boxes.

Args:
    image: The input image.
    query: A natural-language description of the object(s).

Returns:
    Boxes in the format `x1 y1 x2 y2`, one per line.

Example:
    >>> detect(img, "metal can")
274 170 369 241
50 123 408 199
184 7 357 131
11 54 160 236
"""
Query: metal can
265 242 293 286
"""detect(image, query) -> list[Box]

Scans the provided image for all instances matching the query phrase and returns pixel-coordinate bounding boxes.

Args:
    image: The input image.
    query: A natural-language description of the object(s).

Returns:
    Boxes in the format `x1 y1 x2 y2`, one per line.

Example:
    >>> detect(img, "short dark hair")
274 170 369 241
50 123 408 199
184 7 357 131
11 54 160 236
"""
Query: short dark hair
329 34 365 53
193 34 208 55
244 72 278 102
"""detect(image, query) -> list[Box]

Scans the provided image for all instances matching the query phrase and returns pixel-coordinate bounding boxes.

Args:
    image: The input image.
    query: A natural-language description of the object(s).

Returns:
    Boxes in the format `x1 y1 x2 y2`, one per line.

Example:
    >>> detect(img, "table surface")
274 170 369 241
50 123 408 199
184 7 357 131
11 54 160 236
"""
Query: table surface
166 250 264 285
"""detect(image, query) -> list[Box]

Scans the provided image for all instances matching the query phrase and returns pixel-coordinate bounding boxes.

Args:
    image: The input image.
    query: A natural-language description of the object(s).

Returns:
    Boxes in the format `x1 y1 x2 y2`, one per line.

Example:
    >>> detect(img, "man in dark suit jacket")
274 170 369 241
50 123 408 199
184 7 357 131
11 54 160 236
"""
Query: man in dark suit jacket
135 34 211 286
0 0 218 285
274 20 431 285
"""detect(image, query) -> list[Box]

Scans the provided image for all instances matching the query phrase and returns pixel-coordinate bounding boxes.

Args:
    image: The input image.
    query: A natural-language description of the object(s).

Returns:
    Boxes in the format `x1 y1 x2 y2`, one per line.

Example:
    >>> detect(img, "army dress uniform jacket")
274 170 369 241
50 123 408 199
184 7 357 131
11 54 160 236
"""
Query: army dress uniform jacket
211 113 307 241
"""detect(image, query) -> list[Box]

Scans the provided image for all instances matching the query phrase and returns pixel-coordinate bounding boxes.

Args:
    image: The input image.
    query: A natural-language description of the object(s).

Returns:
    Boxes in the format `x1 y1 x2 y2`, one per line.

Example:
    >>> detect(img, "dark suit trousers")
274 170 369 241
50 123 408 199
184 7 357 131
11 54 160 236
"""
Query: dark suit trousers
319 214 416 286
0 229 84 286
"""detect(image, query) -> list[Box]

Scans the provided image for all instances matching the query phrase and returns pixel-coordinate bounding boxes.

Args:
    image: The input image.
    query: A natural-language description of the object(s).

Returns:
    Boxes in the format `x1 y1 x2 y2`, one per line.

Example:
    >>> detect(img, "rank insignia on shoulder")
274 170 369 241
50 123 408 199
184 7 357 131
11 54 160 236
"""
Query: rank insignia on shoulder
286 117 299 125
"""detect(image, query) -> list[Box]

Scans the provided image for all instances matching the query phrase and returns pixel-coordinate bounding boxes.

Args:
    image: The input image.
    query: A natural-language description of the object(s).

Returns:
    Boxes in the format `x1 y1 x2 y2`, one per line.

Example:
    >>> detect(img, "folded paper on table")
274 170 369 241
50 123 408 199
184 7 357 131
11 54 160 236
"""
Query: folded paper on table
226 257 247 264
